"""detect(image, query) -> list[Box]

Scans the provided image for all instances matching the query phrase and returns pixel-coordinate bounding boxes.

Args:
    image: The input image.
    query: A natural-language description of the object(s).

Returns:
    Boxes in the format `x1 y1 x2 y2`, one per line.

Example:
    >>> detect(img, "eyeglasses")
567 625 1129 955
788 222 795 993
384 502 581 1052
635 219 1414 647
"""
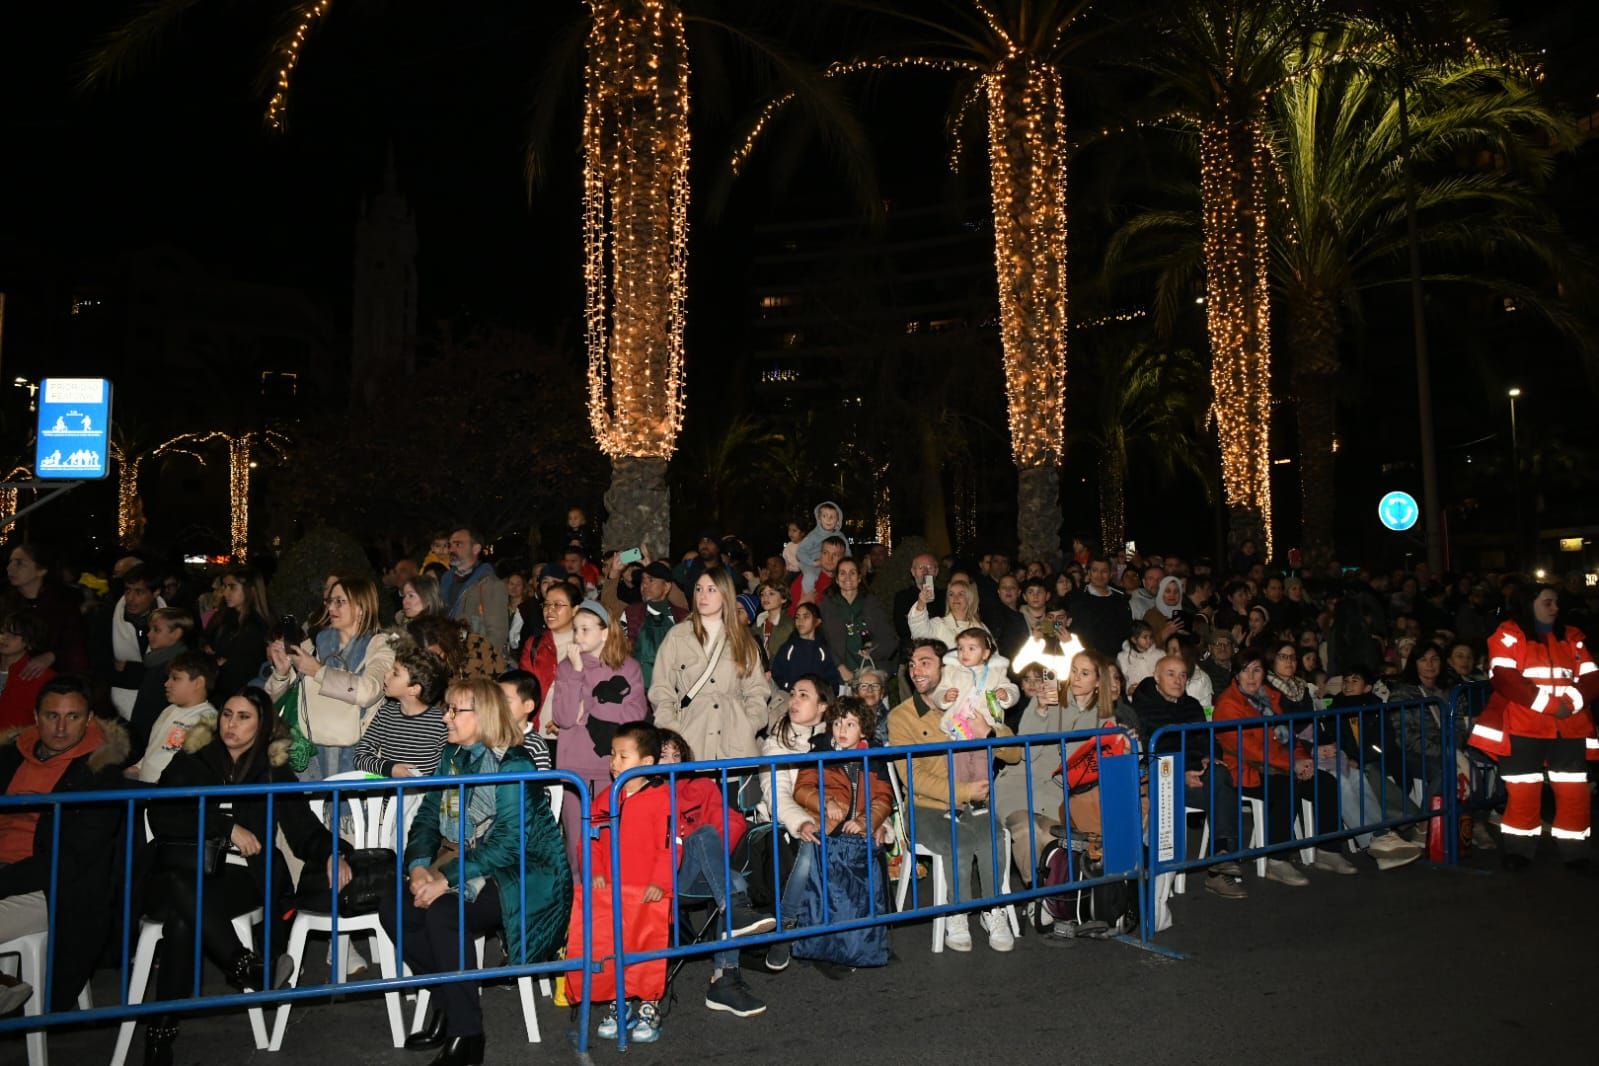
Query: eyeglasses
443 705 477 718
323 596 349 608
544 603 572 613
857 682 882 692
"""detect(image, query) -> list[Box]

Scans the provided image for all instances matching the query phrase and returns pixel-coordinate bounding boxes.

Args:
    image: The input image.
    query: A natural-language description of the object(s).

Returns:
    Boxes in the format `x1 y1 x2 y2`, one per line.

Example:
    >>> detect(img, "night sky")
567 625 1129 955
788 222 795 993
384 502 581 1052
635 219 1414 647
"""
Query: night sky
2 1 1596 563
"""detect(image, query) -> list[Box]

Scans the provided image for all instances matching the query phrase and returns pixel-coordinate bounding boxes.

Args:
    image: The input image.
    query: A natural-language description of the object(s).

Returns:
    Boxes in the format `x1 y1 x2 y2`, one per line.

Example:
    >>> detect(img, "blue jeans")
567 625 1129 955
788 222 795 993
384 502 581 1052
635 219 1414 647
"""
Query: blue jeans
778 840 816 926
677 826 744 970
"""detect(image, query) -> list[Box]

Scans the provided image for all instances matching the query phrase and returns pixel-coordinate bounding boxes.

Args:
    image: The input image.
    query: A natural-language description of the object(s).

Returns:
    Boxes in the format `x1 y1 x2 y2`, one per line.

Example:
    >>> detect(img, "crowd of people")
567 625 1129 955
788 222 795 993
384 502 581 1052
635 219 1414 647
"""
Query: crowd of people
0 507 1595 1061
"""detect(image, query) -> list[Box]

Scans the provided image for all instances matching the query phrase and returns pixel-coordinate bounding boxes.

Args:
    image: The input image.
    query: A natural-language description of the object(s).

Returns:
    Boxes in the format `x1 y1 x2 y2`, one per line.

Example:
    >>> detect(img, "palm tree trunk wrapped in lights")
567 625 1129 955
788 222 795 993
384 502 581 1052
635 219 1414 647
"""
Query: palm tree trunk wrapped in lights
1199 114 1274 557
584 0 691 558
988 55 1069 568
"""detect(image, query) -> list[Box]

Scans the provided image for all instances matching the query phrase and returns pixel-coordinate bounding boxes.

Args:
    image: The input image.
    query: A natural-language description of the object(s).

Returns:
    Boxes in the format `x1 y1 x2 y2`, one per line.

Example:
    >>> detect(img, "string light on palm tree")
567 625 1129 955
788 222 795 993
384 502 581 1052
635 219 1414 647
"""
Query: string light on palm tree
582 0 691 460
266 0 334 131
115 430 286 558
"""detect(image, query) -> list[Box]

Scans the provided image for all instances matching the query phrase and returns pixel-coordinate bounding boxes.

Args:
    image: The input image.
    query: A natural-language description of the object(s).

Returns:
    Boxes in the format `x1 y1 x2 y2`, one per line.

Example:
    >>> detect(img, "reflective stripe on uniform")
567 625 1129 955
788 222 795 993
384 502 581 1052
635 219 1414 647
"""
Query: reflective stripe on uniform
1499 822 1541 836
1550 826 1592 841
1500 773 1547 783
1579 660 1598 676
1530 688 1551 712
1546 771 1589 783
1587 737 1599 750
1489 657 1517 672
1470 725 1505 742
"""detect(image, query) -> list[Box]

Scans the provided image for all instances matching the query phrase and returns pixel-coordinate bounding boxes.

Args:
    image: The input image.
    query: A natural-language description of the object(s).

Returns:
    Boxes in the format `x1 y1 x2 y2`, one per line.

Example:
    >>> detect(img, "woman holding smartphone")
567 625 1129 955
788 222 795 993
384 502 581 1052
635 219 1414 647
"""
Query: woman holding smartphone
993 662 1090 887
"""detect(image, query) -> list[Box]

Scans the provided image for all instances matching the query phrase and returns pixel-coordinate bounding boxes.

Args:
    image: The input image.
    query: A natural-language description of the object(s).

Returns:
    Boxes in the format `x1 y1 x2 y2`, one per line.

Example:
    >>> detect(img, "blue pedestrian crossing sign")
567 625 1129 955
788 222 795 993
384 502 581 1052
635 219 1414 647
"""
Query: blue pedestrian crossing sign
1378 490 1419 532
35 378 113 480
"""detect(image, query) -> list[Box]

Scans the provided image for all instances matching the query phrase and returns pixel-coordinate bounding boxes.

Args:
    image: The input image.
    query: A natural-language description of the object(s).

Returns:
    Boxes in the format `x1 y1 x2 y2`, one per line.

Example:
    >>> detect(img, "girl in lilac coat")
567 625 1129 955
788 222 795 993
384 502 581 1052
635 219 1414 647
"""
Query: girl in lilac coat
548 600 648 869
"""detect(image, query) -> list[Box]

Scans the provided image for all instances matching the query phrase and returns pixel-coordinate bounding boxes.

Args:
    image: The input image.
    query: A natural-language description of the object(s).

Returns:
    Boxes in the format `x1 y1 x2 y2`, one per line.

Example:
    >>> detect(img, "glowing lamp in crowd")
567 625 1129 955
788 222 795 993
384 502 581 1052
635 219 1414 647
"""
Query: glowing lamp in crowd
1012 626 1085 680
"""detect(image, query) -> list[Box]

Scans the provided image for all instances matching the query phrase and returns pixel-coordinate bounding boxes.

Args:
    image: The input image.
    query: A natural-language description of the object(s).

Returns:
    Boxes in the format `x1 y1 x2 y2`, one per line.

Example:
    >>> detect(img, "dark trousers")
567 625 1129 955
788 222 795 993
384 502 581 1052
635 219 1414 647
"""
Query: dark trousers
1243 770 1342 848
144 866 259 1003
1185 766 1243 854
379 881 503 1037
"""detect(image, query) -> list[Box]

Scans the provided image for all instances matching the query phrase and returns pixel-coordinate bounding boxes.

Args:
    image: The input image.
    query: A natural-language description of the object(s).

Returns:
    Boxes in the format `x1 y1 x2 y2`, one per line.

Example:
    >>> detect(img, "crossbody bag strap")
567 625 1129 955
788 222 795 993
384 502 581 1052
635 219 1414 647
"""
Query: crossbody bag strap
683 628 728 705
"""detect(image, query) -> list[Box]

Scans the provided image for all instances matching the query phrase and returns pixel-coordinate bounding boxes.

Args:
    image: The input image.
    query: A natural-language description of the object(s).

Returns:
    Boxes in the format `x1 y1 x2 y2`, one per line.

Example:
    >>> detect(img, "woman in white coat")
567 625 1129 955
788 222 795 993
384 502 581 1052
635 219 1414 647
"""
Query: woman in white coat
649 566 773 760
265 575 395 780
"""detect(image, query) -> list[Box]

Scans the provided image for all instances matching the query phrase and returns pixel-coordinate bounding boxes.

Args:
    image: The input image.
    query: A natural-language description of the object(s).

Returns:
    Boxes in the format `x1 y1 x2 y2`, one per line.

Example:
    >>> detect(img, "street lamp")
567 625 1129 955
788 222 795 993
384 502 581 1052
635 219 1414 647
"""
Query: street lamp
1508 388 1523 570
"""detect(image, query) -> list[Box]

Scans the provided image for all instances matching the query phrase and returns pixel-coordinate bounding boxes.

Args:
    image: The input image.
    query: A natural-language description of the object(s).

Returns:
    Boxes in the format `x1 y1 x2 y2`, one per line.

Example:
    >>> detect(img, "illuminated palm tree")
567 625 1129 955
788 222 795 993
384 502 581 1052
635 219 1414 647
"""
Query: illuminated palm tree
1125 0 1335 559
735 0 1095 566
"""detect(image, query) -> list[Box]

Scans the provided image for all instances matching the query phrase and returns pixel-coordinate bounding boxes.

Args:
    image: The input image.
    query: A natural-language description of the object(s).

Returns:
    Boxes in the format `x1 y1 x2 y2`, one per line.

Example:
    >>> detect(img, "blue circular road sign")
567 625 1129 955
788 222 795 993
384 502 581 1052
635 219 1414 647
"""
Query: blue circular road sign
1378 491 1419 532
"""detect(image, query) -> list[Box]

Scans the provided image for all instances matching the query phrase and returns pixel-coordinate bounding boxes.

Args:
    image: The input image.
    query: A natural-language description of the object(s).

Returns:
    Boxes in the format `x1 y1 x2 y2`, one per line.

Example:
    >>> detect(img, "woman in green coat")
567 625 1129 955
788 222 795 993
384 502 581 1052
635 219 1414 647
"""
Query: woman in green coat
385 678 570 1066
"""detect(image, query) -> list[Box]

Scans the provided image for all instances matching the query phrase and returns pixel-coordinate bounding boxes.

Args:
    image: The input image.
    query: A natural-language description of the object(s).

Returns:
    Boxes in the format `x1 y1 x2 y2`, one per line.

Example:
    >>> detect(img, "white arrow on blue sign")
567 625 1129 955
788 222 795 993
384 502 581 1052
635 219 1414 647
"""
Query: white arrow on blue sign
1378 491 1419 532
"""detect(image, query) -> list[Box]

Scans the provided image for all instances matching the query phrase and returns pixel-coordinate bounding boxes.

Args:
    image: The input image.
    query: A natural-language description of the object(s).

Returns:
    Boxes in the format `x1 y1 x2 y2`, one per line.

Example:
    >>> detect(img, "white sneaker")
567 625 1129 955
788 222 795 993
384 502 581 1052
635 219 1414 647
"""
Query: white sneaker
1367 831 1424 870
981 908 1014 952
1264 859 1310 886
1312 848 1358 875
943 911 972 952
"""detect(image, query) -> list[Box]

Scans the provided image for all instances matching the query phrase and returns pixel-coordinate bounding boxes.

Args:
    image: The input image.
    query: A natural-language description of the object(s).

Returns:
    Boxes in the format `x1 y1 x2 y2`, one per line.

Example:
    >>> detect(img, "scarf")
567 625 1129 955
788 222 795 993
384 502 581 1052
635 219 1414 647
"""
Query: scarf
314 626 375 674
1242 684 1292 745
436 742 509 901
635 602 676 688
1266 671 1309 704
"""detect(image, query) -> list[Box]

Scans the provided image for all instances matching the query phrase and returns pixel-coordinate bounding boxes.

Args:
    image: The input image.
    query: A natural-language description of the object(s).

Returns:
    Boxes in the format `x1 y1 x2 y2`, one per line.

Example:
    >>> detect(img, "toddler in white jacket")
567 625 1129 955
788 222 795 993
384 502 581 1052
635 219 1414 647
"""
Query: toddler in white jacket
1117 620 1163 693
937 629 1018 810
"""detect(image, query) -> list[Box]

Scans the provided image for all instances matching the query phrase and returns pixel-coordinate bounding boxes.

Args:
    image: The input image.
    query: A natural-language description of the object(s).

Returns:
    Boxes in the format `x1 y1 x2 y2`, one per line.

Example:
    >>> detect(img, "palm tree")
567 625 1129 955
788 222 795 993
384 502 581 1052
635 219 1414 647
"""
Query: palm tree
1270 27 1579 559
1113 25 1584 559
735 0 1098 566
1125 0 1335 559
1071 333 1212 557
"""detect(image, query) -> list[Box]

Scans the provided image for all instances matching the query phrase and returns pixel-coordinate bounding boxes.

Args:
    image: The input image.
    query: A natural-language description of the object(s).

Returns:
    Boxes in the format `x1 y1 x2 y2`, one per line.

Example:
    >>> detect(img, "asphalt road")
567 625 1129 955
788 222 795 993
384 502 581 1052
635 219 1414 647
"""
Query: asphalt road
18 830 1596 1066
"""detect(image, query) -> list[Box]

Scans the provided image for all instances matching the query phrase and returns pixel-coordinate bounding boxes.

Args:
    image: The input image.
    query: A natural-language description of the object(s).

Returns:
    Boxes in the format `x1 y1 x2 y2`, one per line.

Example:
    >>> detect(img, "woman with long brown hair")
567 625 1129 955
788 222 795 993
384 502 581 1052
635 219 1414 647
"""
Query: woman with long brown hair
648 566 772 760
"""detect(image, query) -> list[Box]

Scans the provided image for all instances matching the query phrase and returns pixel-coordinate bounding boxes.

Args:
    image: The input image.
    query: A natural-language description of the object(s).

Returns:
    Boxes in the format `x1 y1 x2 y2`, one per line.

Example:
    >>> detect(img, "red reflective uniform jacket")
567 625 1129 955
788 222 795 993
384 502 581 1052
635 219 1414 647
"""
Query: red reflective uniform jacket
1468 620 1599 761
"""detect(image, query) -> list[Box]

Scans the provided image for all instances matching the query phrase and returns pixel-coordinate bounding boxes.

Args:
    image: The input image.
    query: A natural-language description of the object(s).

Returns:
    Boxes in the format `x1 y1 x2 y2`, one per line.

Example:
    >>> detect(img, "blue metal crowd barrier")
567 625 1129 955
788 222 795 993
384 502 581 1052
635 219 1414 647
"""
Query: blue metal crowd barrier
1142 694 1468 944
1444 680 1494 864
599 727 1143 1050
0 767 595 1057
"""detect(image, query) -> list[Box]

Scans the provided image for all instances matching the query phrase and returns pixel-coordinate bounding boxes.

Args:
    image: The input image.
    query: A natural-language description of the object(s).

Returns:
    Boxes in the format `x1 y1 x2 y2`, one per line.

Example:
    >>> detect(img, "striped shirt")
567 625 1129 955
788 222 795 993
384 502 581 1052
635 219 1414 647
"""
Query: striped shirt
353 699 448 777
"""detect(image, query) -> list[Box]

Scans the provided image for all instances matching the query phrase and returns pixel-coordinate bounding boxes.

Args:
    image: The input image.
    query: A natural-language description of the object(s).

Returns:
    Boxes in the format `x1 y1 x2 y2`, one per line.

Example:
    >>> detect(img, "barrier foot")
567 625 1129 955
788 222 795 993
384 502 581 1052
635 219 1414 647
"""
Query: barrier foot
1112 934 1189 961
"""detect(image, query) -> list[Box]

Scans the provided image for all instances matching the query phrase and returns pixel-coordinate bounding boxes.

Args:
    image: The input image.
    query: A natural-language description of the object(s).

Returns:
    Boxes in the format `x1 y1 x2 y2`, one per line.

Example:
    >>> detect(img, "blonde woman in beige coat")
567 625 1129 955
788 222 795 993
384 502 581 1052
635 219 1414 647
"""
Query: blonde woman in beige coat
649 566 772 760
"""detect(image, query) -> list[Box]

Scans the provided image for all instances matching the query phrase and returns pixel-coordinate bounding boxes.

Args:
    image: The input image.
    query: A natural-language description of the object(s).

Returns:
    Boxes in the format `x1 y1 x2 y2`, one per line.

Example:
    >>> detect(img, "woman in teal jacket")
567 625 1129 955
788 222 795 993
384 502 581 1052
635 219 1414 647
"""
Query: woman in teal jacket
385 677 570 1066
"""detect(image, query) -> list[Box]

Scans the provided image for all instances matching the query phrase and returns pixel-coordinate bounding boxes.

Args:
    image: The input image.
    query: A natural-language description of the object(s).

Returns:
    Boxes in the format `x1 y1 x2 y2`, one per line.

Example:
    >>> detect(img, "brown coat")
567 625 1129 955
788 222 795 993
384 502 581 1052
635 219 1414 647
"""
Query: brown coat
793 757 893 835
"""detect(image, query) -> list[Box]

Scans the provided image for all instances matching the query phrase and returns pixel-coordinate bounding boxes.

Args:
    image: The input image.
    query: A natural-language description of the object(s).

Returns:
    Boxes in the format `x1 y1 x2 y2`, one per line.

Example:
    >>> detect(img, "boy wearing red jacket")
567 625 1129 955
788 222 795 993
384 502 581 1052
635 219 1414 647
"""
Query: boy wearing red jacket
653 729 774 1019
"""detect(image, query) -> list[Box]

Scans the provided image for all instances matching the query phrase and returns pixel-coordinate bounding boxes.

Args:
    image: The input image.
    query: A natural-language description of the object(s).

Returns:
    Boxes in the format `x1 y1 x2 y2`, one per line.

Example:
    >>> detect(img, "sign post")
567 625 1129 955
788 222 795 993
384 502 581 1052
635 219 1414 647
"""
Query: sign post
3 378 113 531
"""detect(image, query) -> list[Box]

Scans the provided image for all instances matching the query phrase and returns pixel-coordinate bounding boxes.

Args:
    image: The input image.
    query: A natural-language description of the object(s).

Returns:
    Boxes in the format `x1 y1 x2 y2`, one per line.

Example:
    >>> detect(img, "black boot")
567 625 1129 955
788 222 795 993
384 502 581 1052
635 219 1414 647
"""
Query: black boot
142 1017 178 1066
226 949 263 992
405 1010 447 1051
428 1034 485 1066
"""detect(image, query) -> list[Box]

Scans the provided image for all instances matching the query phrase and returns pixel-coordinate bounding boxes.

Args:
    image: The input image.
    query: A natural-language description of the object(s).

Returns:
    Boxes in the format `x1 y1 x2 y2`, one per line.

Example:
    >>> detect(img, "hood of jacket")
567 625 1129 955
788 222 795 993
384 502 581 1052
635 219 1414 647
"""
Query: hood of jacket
1 716 131 776
181 719 293 768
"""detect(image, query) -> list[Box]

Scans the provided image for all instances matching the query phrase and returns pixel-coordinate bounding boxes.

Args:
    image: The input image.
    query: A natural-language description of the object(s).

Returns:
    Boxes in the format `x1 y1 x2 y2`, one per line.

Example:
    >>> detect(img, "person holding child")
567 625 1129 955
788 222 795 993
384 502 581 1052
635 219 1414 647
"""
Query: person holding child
888 638 1021 952
794 501 849 600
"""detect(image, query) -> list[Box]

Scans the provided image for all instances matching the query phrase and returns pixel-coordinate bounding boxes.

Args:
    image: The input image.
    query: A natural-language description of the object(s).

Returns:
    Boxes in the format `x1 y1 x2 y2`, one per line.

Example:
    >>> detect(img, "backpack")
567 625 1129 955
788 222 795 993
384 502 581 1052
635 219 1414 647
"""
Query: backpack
1037 831 1139 939
790 833 892 967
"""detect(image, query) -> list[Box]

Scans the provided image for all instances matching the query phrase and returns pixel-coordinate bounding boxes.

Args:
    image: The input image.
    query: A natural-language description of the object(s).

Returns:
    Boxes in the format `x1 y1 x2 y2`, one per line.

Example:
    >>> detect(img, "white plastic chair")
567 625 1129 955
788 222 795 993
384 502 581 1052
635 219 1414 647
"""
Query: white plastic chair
1179 791 1317 893
0 929 93 1066
887 764 1018 953
110 817 269 1066
407 781 562 1039
268 774 411 1051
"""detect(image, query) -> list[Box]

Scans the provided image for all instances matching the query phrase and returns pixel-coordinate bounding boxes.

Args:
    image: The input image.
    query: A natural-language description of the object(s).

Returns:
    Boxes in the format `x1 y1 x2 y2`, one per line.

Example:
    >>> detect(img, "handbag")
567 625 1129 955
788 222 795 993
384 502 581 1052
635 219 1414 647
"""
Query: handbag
337 848 399 916
157 837 228 875
678 628 726 710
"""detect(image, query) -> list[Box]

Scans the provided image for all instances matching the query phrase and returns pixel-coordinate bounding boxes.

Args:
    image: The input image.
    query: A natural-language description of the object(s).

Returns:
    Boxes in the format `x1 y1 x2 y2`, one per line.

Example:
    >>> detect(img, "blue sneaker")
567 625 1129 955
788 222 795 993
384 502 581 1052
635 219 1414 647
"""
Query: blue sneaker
629 1001 662 1043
